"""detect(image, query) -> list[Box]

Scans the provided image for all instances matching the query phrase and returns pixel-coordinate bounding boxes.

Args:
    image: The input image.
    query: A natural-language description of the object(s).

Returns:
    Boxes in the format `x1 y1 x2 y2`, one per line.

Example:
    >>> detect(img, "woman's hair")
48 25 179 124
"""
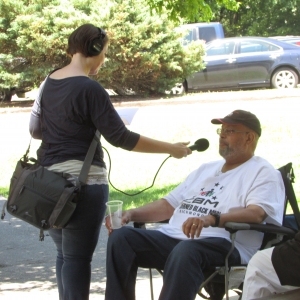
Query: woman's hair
67 23 109 57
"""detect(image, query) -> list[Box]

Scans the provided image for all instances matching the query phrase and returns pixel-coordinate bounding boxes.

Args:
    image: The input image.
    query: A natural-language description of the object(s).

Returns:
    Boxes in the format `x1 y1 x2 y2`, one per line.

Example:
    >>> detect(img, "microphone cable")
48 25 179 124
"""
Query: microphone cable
102 146 171 196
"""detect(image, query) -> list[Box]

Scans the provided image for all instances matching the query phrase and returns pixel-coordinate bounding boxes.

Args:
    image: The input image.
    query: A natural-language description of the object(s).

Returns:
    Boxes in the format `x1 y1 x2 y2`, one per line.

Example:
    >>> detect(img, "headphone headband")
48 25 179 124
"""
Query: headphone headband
98 27 106 39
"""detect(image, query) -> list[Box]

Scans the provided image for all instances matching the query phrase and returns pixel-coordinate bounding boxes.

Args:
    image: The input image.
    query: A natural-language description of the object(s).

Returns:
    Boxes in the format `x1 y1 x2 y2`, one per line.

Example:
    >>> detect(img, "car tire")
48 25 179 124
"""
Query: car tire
271 68 299 89
170 80 188 95
115 88 136 96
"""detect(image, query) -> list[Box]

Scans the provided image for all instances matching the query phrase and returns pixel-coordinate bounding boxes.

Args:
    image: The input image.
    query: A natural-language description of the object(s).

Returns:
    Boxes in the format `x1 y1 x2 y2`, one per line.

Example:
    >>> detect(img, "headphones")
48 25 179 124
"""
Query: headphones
87 27 106 56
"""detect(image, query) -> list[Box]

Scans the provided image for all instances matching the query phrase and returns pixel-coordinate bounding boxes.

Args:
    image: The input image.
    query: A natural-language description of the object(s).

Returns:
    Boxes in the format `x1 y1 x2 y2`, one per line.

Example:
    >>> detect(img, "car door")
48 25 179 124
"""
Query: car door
235 40 282 87
187 40 238 90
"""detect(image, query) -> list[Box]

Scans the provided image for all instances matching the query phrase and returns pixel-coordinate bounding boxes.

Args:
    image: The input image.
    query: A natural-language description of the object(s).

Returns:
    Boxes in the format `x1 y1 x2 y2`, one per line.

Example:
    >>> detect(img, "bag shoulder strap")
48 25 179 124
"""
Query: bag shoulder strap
78 130 100 185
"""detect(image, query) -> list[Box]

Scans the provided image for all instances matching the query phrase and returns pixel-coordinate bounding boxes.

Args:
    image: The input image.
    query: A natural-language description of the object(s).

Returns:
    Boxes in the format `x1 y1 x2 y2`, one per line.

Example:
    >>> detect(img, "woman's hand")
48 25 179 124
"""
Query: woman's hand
169 142 192 159
132 136 192 158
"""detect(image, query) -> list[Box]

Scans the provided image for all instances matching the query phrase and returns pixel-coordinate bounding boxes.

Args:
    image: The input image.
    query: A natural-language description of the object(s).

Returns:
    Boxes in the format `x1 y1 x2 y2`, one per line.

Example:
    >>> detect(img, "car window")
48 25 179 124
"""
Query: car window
240 40 280 53
199 27 216 43
206 41 235 56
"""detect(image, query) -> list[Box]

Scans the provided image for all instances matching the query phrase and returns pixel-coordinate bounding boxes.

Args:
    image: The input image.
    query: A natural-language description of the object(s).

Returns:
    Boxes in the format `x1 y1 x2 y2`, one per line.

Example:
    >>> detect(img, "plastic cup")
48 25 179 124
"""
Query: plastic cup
107 200 123 229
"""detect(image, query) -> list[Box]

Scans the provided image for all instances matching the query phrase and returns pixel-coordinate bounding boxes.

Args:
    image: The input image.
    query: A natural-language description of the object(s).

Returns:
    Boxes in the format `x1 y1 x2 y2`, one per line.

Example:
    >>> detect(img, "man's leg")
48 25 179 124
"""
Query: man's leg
159 237 241 300
242 247 298 299
105 227 180 300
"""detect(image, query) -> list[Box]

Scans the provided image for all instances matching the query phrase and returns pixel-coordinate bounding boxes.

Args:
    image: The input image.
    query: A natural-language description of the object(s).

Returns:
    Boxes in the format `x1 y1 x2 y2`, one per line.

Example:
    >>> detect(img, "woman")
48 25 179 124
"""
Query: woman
29 23 191 300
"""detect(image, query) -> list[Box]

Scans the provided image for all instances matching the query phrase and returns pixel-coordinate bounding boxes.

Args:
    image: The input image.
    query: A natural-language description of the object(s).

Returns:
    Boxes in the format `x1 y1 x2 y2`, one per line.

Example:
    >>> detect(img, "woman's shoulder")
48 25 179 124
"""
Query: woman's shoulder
53 76 107 94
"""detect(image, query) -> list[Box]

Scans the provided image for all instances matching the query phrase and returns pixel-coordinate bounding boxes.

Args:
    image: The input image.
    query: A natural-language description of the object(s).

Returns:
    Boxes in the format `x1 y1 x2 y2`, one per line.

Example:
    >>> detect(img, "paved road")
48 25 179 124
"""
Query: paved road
1 88 298 299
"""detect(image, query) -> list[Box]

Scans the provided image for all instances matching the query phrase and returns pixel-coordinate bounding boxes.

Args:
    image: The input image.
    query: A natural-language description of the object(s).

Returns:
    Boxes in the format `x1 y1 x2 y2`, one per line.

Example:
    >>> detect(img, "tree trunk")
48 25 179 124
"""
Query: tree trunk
2 89 14 102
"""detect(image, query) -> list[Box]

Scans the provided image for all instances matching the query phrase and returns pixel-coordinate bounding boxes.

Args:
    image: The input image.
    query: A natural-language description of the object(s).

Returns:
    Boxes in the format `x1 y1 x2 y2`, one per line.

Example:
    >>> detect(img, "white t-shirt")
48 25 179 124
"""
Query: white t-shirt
158 156 285 264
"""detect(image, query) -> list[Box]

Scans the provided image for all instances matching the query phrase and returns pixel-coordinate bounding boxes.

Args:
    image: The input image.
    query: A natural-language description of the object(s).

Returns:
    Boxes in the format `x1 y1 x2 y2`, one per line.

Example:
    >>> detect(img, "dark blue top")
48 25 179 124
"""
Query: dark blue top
36 76 140 168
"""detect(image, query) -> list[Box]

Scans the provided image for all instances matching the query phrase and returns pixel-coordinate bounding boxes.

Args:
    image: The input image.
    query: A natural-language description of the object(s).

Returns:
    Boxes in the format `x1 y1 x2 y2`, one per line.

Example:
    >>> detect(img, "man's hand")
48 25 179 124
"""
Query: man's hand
105 210 132 236
182 215 215 239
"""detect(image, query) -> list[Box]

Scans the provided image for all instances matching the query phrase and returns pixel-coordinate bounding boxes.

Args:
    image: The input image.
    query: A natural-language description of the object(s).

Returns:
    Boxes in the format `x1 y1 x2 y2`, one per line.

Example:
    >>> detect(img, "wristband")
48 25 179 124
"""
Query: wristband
209 212 221 227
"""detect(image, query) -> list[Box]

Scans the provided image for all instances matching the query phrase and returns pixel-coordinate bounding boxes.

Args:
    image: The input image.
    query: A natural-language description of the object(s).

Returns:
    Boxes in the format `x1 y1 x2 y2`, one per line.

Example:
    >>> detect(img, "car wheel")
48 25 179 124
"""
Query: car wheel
115 88 136 96
170 81 187 95
271 68 298 89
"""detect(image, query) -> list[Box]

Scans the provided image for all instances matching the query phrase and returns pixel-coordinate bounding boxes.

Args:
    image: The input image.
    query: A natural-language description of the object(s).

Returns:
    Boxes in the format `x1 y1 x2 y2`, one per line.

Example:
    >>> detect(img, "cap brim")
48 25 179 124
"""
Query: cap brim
211 118 239 125
211 118 223 124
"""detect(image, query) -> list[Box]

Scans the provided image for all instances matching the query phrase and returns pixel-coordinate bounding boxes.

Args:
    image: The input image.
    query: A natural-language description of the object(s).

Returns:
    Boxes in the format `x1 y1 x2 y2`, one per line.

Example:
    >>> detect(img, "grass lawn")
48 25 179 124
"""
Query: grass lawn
1 91 299 212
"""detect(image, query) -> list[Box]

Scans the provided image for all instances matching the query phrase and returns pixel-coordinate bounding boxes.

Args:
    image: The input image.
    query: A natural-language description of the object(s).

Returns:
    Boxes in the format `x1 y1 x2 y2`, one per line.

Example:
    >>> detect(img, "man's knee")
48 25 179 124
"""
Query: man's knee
169 240 202 265
107 226 131 249
108 226 145 249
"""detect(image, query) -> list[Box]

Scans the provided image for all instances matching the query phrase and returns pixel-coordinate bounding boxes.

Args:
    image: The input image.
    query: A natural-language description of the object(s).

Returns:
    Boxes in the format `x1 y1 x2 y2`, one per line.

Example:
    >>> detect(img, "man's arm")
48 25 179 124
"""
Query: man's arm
105 199 174 234
182 205 267 239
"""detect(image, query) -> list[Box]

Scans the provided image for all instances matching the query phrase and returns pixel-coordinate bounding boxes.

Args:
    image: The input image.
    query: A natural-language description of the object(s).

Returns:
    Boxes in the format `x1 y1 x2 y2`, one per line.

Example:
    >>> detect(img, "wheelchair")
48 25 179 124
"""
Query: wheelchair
134 162 300 300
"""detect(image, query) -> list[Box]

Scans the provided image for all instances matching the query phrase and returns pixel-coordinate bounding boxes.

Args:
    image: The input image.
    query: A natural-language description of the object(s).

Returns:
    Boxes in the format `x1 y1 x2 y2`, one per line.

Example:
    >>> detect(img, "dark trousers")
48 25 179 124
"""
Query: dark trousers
105 226 241 300
49 184 109 300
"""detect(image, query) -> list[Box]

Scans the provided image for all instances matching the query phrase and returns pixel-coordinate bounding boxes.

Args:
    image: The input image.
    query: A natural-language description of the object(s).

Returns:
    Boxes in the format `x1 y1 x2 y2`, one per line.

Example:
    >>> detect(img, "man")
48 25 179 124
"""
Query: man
105 110 285 300
242 231 300 299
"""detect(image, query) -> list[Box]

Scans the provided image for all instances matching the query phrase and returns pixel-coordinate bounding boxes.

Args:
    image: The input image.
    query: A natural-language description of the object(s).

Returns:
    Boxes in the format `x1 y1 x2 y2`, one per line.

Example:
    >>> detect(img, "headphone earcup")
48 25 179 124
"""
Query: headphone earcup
88 38 103 56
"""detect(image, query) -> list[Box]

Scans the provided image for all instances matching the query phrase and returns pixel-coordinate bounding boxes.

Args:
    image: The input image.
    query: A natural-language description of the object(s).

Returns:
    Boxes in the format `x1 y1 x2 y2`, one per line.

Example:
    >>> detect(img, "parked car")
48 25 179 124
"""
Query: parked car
179 37 300 93
270 36 300 47
177 22 225 45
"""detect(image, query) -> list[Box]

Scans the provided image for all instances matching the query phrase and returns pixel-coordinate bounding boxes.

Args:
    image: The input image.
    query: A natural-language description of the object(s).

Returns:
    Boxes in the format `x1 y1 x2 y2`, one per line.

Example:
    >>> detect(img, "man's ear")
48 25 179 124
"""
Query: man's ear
246 131 256 144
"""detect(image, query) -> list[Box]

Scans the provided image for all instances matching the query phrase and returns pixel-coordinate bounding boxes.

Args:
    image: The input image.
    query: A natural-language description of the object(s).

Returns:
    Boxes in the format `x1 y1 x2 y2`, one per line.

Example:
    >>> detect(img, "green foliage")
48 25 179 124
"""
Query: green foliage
97 0 205 94
210 0 300 37
146 0 239 23
3 0 299 97
0 0 90 92
0 0 205 97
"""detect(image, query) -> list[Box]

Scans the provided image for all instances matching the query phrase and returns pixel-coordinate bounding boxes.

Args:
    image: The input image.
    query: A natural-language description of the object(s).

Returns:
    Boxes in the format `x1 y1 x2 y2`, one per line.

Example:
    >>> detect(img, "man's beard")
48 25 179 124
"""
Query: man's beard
219 145 234 158
219 141 246 159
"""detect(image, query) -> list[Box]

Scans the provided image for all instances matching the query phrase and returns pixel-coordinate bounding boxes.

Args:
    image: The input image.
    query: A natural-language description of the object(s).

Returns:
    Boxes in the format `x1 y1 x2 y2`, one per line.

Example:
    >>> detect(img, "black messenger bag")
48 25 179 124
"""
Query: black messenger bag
1 130 100 240
7 157 80 230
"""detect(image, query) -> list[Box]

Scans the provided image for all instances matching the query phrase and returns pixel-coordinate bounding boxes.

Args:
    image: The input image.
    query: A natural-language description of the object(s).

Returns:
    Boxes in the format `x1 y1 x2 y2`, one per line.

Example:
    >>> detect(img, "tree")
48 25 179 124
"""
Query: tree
209 0 300 37
0 0 88 100
146 0 239 23
0 0 205 100
96 0 205 95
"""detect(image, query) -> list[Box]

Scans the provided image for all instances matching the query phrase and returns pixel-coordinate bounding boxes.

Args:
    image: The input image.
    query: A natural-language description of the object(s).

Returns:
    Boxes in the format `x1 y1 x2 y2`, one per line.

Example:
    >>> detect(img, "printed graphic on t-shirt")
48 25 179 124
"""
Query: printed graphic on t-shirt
177 181 224 218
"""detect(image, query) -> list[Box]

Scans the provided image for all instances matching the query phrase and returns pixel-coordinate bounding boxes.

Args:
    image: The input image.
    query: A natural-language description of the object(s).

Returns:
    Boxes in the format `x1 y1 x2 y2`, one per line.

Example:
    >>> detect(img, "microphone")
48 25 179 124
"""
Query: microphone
189 138 209 152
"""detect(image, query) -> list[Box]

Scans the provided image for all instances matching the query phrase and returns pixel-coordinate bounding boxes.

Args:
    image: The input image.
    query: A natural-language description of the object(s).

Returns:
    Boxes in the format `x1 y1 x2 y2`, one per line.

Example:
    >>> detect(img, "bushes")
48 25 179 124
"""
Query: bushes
96 0 205 95
0 0 205 98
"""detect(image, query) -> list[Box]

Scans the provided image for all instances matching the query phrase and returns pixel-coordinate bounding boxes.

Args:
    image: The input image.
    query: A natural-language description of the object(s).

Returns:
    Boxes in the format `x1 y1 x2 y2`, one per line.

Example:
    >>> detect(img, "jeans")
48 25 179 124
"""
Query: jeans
49 184 108 300
105 226 241 300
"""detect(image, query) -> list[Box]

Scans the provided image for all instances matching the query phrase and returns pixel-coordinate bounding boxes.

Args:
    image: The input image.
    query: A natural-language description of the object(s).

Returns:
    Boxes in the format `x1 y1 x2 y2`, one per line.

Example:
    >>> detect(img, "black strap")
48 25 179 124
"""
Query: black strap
78 130 100 184
278 163 300 229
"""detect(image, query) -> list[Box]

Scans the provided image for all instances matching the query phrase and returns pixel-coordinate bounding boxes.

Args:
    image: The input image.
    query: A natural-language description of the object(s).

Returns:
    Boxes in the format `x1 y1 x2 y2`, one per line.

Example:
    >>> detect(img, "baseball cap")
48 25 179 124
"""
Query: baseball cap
211 110 261 136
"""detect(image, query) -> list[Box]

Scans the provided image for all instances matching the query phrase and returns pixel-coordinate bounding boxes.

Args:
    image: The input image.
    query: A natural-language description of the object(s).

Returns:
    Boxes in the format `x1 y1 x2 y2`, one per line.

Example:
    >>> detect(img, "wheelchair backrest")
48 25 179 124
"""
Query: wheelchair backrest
260 162 299 249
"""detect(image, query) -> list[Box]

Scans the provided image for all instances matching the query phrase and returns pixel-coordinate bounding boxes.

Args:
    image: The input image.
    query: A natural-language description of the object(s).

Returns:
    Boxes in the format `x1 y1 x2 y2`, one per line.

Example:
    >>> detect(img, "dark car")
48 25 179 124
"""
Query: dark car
182 37 300 92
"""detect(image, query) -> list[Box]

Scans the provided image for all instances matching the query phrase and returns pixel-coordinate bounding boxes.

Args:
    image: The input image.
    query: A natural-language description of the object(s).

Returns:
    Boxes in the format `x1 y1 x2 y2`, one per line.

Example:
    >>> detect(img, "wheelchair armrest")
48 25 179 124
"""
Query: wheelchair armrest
134 222 146 229
224 222 251 232
225 222 296 238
